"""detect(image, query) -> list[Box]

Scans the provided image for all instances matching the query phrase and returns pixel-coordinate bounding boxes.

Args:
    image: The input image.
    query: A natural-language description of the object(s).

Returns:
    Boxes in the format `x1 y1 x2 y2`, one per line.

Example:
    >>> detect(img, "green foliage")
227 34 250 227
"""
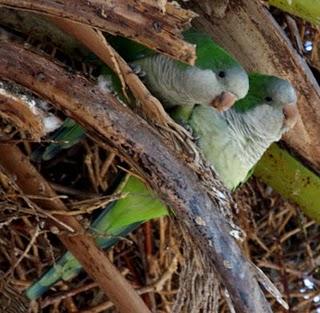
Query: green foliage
254 144 320 222
269 0 320 25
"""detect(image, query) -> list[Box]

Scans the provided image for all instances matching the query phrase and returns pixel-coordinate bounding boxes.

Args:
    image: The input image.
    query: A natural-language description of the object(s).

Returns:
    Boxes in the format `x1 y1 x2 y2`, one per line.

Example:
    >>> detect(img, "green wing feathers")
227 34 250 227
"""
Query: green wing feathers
26 175 168 300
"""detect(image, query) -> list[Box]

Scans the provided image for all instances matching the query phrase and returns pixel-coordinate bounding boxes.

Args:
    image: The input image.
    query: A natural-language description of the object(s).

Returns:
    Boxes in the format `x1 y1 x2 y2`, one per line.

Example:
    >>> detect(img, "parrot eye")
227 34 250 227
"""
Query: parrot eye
265 96 273 102
218 71 226 78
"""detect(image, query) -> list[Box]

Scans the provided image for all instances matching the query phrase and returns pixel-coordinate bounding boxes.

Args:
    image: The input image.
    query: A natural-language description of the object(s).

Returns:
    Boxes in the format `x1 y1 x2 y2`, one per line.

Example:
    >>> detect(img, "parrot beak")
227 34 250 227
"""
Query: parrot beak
283 103 299 129
210 91 237 112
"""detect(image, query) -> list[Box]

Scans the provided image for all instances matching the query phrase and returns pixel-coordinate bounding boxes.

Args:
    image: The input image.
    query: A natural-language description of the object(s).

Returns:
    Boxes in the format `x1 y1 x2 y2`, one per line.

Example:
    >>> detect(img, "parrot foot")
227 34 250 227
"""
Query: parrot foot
183 123 194 135
175 119 194 135
130 63 146 78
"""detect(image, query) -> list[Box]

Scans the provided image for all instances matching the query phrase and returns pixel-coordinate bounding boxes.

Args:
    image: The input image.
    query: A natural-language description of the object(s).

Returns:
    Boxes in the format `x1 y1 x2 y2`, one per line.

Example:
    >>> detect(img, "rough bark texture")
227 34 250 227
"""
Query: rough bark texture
0 8 90 56
0 93 44 139
189 0 320 170
0 40 272 313
0 0 196 64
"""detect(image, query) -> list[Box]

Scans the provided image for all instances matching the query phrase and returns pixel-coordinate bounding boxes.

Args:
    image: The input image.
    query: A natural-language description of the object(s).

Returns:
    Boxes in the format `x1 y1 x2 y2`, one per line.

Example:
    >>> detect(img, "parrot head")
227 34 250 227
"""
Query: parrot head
233 73 298 136
128 29 249 114
183 30 249 112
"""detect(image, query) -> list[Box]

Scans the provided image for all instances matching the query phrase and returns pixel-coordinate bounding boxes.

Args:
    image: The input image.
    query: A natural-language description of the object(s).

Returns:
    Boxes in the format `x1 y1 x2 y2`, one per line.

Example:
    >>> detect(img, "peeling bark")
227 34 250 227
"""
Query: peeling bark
0 40 272 313
188 0 320 170
0 92 44 139
0 0 196 64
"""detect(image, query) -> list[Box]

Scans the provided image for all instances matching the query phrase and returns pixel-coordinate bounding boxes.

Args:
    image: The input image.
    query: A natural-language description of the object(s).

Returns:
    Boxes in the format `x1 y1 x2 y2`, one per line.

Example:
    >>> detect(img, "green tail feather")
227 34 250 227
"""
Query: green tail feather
26 221 140 300
26 175 168 300
42 119 85 161
31 118 85 162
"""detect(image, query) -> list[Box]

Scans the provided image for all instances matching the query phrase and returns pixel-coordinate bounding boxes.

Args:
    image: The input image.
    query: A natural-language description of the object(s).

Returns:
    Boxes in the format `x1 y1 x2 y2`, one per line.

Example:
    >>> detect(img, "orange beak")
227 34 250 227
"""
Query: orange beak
210 91 237 112
283 103 299 129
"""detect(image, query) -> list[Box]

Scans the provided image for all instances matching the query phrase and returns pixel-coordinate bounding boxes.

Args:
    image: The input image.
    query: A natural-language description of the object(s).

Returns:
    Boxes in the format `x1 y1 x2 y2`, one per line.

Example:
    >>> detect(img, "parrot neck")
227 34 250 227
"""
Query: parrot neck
224 106 284 167
223 110 283 168
134 55 220 108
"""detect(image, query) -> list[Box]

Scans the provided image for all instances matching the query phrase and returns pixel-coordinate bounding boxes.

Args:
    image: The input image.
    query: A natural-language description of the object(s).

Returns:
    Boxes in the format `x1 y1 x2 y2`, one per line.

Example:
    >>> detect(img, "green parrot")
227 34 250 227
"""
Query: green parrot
108 29 250 119
26 73 297 300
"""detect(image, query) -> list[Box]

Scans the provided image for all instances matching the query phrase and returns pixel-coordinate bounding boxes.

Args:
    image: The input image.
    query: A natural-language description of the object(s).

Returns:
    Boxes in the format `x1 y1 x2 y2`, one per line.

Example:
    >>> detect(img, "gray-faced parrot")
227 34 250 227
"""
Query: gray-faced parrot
108 29 249 119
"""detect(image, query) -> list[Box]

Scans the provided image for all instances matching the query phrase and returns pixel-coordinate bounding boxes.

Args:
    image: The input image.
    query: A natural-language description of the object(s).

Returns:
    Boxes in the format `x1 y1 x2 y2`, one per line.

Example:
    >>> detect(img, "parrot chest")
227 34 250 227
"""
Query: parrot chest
189 107 252 190
189 104 286 189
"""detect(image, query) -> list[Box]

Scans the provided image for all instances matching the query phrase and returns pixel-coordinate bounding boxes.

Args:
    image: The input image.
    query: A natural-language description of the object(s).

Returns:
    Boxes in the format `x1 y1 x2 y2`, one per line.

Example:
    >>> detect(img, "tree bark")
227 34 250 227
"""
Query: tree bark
0 0 196 64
